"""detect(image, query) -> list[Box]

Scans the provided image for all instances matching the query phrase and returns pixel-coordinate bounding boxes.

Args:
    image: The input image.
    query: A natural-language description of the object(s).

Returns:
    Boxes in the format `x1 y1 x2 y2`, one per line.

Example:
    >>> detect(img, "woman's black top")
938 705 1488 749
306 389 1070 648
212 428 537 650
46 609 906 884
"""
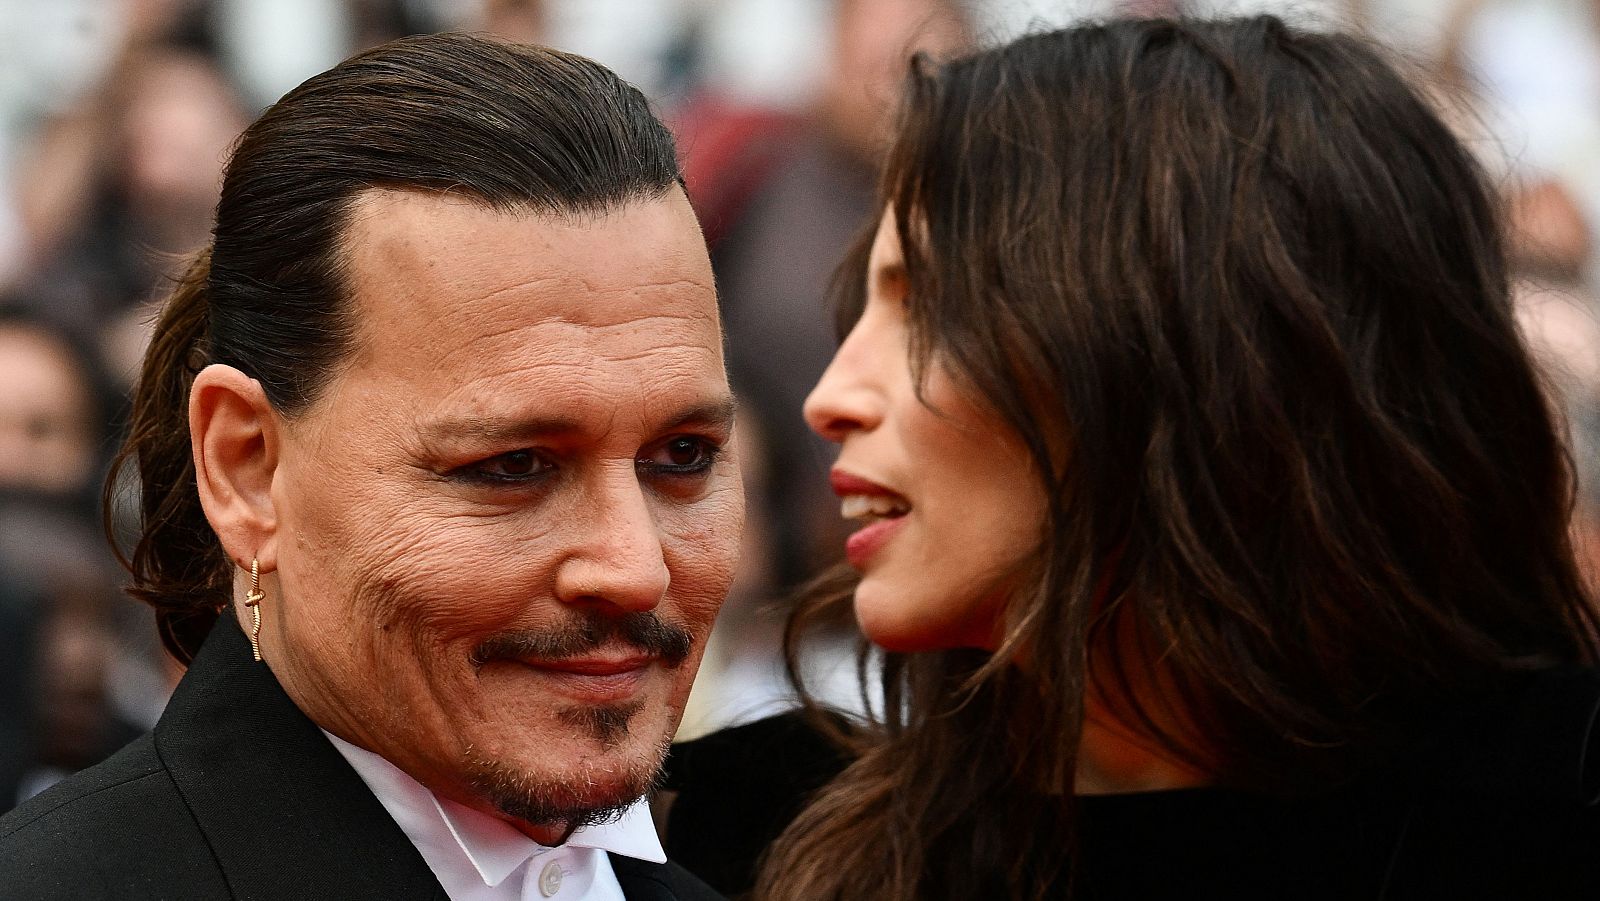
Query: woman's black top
663 669 1600 899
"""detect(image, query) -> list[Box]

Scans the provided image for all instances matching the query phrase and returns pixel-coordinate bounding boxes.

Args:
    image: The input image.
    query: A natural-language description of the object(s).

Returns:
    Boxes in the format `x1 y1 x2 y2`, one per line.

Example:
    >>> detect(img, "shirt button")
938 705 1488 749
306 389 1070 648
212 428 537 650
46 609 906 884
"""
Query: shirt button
538 860 564 897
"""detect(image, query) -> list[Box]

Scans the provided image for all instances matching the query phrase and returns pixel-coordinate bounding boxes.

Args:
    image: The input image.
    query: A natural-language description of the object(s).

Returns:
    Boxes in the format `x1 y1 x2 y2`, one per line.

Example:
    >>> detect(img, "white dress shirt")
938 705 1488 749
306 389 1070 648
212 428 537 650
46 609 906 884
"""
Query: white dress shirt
323 732 667 901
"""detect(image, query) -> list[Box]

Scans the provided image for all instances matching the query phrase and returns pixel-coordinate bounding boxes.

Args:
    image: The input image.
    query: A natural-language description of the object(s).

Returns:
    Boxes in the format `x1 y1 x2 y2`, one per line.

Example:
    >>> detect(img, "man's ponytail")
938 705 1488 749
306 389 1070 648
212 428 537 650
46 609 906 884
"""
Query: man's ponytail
106 248 231 664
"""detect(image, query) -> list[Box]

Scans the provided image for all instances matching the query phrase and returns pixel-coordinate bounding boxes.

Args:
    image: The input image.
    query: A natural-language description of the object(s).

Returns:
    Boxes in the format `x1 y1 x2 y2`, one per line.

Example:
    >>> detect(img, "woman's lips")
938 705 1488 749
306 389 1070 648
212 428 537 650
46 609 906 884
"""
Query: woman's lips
845 515 908 568
831 468 912 568
830 469 906 500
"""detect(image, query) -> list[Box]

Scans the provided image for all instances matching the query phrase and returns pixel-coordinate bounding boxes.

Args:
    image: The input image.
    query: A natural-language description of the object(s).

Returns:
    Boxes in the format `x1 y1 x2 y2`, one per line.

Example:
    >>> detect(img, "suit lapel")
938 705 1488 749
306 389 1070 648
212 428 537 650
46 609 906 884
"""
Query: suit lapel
610 854 727 900
154 617 449 901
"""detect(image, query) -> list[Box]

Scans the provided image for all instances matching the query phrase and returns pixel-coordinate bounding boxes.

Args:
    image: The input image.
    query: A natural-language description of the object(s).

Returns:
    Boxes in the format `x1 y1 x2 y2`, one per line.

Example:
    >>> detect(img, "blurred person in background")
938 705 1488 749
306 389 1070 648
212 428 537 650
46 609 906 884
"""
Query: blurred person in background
1502 178 1600 587
1437 0 1600 230
0 502 141 811
3 0 217 288
1429 0 1600 584
0 311 139 812
666 16 1600 899
19 46 247 347
0 313 106 509
476 0 547 44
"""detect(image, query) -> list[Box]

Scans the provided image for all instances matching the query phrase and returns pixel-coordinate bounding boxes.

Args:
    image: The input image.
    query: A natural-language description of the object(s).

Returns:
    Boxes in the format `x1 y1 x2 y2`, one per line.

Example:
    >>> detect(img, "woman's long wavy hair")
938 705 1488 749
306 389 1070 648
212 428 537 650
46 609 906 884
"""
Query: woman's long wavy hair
757 16 1600 900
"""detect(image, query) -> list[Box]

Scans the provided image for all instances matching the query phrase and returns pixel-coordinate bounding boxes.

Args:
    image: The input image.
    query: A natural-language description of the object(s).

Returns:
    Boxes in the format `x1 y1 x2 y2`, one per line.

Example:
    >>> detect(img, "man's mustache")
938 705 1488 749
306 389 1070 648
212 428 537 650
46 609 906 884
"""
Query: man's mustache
469 611 694 669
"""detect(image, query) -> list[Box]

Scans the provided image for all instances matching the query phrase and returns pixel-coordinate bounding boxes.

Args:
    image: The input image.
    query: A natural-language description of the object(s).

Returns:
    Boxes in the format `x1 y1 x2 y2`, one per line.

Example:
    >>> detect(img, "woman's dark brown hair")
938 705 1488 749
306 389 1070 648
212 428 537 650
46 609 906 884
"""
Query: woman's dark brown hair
105 33 684 664
759 16 1600 900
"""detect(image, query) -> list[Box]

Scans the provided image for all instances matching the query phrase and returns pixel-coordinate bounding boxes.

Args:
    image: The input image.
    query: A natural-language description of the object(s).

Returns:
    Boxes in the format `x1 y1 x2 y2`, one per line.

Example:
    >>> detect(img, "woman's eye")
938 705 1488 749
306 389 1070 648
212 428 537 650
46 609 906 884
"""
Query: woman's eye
639 437 721 473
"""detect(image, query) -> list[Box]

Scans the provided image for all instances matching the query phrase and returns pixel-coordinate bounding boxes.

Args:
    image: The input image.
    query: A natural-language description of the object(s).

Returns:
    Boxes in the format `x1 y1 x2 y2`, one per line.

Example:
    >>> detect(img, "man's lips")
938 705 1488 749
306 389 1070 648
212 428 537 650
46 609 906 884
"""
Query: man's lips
494 652 659 702
524 655 655 676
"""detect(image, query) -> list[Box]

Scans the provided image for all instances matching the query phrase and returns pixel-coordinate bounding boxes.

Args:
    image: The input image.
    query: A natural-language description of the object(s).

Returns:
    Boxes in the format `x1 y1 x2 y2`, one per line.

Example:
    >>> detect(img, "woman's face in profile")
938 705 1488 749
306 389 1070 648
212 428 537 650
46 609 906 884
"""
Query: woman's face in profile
804 210 1046 652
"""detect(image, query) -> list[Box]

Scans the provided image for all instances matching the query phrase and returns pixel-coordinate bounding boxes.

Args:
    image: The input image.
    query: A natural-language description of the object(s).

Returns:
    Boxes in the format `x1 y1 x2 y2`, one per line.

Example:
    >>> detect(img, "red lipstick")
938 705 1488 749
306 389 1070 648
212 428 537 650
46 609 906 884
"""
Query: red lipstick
831 469 911 568
830 469 902 498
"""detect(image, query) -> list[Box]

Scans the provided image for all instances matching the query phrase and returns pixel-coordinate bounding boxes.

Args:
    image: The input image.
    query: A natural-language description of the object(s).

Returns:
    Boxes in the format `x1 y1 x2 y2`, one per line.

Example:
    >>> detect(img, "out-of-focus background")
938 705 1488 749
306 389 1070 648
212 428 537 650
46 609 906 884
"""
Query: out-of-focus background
3 0 1599 812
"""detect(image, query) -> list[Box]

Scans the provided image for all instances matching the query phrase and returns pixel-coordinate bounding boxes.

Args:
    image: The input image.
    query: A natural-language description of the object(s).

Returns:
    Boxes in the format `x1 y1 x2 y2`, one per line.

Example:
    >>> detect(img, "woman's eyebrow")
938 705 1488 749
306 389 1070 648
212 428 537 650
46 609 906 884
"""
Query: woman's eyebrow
875 261 907 287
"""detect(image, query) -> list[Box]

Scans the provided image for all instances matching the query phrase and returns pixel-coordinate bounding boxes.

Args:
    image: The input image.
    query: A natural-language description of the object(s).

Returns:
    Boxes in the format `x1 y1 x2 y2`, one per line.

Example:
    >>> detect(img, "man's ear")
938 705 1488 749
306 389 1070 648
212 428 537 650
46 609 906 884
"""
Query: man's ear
190 364 281 570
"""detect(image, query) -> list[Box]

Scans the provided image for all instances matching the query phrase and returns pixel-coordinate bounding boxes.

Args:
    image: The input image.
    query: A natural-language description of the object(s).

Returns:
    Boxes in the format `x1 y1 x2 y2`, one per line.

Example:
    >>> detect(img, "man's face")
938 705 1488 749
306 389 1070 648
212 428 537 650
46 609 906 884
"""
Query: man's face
265 188 741 841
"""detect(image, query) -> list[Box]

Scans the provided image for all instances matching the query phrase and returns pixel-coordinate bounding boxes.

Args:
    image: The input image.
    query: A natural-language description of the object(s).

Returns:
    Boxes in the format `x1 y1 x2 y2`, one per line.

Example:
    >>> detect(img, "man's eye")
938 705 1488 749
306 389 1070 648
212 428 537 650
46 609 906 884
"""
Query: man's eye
638 437 721 474
466 450 551 482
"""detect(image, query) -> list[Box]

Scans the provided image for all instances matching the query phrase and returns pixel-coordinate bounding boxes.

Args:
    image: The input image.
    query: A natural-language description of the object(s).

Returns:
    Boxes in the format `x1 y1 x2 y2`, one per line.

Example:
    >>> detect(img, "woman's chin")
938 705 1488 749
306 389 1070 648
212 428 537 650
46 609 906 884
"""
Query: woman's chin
854 580 1007 654
855 607 980 654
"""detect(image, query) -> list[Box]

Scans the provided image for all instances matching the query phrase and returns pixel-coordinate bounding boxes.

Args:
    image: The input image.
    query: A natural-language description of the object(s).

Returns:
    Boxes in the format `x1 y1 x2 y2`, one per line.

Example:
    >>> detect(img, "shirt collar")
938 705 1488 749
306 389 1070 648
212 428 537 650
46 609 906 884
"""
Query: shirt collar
323 730 666 889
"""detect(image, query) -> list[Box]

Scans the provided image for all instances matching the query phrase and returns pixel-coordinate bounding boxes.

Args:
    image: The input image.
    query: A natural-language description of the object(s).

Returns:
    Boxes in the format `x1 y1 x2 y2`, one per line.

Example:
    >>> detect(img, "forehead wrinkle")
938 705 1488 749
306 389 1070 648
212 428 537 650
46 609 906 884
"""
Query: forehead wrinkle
413 314 723 387
625 277 717 299
597 348 718 369
436 288 717 336
472 274 715 314
341 193 715 323
459 273 573 308
403 319 577 381
336 188 722 405
577 307 719 331
354 238 714 343
418 336 720 400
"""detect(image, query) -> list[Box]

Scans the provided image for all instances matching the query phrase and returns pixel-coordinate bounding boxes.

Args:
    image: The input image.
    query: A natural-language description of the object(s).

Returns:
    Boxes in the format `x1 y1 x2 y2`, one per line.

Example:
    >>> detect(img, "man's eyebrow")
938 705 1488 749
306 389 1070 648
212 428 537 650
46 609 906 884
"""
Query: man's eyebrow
421 414 585 445
657 396 739 433
421 396 738 445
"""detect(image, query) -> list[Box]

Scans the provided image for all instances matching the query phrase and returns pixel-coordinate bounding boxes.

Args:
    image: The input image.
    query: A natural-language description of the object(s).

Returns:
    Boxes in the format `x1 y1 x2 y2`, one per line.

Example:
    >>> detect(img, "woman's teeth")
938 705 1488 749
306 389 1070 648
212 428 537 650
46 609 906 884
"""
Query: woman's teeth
840 493 910 521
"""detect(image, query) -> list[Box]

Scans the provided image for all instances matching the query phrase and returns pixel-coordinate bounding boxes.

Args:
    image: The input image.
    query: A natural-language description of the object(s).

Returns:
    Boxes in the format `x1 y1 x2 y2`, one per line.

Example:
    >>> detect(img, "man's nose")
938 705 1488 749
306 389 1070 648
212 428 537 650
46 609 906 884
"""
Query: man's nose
553 465 670 612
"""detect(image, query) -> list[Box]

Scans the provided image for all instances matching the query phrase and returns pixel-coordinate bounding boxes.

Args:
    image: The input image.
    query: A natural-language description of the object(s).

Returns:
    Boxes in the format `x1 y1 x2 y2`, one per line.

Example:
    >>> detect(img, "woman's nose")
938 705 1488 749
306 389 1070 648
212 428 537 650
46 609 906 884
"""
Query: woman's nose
803 323 884 444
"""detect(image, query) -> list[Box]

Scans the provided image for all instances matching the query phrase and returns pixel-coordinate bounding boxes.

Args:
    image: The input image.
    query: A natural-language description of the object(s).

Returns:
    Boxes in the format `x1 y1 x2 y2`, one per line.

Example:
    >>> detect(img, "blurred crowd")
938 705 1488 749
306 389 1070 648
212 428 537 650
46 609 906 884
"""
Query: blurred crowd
4 0 1600 811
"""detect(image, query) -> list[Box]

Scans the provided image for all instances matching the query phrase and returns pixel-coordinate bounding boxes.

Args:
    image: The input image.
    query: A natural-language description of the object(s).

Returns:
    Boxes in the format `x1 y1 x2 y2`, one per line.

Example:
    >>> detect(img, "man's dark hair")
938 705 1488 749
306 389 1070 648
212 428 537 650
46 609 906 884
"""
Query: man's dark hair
108 33 685 663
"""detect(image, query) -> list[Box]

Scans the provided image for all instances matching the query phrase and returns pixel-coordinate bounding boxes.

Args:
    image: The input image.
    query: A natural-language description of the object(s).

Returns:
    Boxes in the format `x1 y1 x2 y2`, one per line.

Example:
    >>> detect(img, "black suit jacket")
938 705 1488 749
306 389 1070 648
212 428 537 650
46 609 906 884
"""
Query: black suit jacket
0 616 721 900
